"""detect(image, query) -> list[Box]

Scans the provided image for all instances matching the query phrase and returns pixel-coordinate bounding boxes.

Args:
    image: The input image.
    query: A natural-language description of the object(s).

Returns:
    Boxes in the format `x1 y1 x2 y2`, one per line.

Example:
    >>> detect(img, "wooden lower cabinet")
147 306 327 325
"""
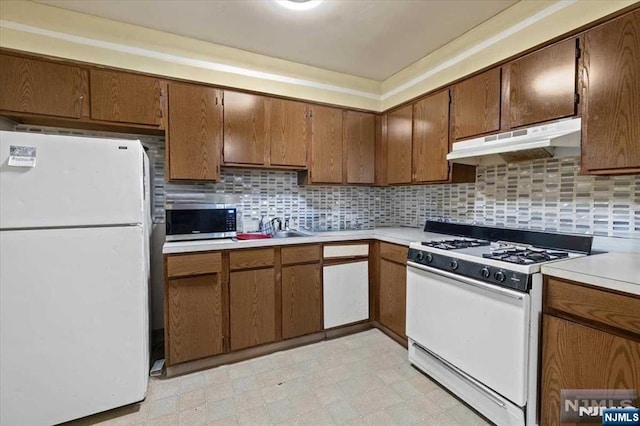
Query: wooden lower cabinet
540 315 640 425
281 263 322 339
540 276 640 425
229 268 276 351
377 243 408 338
166 273 224 365
378 258 406 337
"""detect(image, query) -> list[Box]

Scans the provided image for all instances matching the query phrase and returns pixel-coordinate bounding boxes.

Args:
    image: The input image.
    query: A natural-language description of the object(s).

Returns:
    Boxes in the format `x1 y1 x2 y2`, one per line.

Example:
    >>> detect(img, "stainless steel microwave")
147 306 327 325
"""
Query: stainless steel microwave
165 203 237 241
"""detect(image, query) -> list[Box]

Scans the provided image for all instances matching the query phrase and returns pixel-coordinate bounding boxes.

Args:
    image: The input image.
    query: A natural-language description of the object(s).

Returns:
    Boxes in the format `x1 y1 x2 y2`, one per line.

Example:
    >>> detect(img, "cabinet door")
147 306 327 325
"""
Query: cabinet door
582 10 640 173
386 104 413 184
167 82 222 181
0 54 85 118
412 90 450 183
452 67 501 140
270 98 309 167
509 38 577 128
379 259 406 337
309 105 343 183
223 91 270 165
230 268 276 351
167 273 224 365
282 263 322 339
541 315 640 425
89 69 162 125
345 111 376 184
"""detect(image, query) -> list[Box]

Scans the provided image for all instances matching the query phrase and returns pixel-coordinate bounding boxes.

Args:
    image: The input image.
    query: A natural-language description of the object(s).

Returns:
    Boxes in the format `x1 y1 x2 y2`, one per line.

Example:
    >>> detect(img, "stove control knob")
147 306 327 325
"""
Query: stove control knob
480 267 491 278
416 252 424 261
425 253 433 263
495 271 506 282
450 260 459 270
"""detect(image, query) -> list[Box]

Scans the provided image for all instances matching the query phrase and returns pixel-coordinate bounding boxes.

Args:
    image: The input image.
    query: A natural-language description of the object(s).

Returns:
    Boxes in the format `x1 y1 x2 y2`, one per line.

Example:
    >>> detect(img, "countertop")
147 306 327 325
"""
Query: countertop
542 252 640 296
164 227 640 296
162 227 443 254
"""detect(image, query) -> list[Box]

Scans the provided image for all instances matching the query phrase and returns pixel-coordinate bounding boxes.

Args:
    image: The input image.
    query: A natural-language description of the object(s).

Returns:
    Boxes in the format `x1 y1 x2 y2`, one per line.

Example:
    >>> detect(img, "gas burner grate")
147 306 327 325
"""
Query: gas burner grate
482 248 569 264
421 239 490 250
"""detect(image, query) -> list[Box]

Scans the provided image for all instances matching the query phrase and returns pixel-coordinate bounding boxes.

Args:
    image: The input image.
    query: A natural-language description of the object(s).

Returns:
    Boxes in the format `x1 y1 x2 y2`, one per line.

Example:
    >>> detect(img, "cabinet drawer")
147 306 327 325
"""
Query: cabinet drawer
230 248 275 270
380 242 408 264
323 244 369 258
546 278 640 335
166 252 222 278
282 244 321 265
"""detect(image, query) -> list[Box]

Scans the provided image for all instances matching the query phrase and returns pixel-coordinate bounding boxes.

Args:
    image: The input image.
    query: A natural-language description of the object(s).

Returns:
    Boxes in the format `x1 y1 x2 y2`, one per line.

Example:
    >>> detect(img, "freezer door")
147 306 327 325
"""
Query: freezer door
0 226 149 426
0 131 144 229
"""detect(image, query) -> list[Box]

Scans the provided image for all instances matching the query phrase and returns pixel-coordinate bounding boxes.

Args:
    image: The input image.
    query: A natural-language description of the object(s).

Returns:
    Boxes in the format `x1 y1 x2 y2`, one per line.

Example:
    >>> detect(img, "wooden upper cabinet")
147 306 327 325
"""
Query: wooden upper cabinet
308 105 343 183
386 104 413 184
582 9 640 174
270 98 309 167
344 111 376 184
223 91 270 165
0 54 85 118
413 90 451 183
508 38 577 129
89 69 162 126
452 67 501 140
167 82 222 181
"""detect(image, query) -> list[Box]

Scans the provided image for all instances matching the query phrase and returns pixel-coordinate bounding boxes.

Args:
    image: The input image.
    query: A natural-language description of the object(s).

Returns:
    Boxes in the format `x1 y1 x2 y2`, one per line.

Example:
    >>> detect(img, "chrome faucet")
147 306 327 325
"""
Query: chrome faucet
270 217 283 232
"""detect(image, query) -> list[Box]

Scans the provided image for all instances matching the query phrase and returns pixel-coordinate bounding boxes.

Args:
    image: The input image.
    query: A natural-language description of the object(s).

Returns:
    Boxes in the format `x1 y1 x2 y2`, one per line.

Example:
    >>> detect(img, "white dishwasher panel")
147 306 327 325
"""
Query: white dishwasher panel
323 261 369 328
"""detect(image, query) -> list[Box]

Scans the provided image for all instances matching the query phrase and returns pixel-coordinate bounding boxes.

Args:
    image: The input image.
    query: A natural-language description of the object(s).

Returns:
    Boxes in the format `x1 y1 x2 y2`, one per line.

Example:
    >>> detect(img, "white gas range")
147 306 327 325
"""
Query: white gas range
405 221 593 426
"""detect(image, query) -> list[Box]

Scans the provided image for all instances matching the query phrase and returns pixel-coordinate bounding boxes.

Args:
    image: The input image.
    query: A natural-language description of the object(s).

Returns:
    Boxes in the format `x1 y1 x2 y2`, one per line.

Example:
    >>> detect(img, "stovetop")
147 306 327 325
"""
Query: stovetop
407 222 593 292
410 238 582 272
482 247 570 265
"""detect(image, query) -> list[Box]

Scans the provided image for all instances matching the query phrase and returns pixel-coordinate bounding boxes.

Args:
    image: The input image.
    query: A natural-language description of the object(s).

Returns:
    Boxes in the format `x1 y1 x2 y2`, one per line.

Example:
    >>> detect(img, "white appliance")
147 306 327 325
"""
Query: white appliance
406 221 592 426
323 244 369 329
0 131 151 426
446 117 581 166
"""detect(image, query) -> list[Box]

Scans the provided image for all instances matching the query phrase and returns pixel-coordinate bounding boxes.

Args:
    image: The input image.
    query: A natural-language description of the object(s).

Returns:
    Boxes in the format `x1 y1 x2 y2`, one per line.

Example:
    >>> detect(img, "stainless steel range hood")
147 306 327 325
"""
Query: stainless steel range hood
447 118 581 166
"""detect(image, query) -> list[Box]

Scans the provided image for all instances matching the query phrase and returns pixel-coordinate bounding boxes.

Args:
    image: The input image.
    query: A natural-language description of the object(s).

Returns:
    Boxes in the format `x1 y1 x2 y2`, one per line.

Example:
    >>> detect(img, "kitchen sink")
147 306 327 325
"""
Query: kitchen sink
272 230 312 238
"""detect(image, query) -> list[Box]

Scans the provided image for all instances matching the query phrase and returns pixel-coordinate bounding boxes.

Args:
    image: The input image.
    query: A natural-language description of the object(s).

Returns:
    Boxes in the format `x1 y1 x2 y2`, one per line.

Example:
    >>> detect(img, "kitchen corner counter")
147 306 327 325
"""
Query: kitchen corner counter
162 227 444 254
542 252 640 296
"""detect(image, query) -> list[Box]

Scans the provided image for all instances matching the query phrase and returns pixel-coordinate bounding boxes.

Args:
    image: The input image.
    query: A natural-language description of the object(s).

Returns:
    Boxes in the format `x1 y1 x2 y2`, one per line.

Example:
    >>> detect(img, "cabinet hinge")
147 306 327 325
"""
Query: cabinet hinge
575 38 581 59
574 93 580 104
449 92 452 105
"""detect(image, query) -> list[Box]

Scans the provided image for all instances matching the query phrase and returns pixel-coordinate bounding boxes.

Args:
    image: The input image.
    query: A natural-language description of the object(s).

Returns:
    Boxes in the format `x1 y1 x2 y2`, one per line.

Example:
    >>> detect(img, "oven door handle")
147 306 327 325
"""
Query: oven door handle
406 261 524 301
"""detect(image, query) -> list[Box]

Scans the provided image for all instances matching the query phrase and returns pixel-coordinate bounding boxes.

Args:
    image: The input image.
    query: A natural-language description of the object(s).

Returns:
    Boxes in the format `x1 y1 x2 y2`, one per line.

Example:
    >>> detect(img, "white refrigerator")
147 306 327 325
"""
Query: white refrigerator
0 131 151 425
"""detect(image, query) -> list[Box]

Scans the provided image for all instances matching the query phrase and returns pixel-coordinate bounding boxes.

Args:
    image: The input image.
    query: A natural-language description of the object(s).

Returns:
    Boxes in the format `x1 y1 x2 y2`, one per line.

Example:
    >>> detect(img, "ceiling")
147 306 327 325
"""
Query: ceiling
35 0 519 81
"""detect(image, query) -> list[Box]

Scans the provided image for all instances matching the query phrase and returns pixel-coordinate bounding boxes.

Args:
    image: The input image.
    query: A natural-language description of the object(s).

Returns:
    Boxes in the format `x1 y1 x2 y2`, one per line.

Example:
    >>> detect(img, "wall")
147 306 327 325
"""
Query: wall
144 139 392 232
146 136 640 240
10 126 639 331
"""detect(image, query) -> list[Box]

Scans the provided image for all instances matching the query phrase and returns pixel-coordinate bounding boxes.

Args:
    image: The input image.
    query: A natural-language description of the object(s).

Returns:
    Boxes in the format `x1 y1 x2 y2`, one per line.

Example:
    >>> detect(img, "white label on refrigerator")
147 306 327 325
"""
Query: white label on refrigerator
8 145 36 167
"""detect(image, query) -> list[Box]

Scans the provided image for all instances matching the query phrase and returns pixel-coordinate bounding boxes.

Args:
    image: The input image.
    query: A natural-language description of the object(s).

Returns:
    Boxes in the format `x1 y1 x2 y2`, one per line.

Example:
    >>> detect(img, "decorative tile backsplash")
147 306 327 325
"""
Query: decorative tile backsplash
388 158 640 238
145 136 639 238
14 126 640 239
144 139 391 231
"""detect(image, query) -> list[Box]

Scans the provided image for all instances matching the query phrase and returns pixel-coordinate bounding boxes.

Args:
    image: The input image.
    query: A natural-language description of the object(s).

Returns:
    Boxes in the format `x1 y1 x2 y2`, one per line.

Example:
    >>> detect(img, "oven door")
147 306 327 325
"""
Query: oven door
406 261 530 406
